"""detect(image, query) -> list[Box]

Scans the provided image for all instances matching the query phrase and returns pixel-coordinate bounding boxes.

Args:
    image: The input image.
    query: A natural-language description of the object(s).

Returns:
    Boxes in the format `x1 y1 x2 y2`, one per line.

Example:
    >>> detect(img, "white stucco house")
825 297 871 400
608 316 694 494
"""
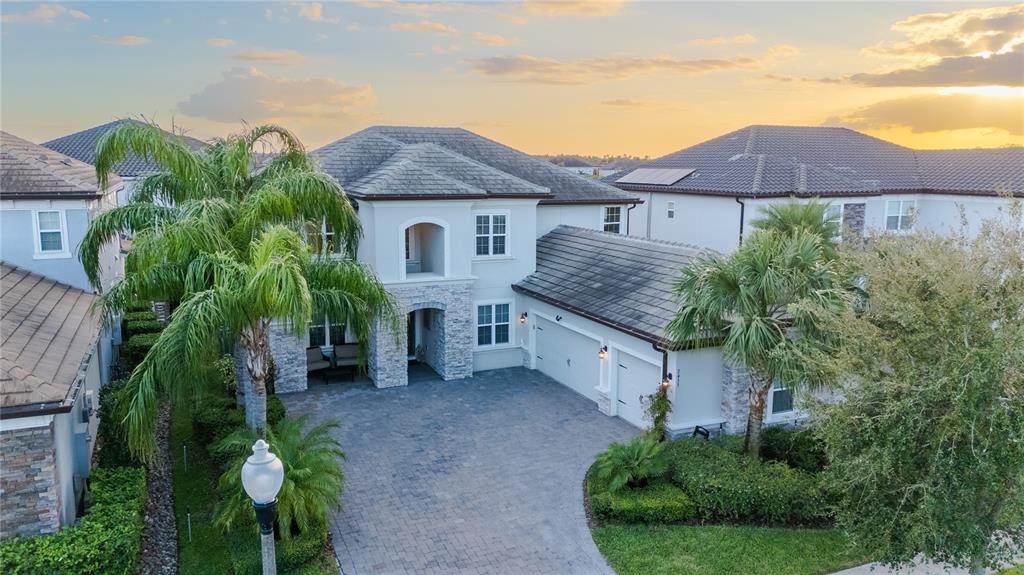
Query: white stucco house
612 125 1023 251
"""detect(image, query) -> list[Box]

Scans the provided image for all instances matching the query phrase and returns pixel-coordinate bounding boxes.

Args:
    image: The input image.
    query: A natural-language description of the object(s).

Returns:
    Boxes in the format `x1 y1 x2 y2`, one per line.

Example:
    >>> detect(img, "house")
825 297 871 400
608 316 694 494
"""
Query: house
0 132 121 539
612 125 1024 251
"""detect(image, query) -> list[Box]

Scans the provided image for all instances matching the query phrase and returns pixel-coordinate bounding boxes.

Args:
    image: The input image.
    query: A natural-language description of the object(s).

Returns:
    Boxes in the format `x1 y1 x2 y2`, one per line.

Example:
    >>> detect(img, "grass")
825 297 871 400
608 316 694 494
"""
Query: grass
999 566 1024 575
591 524 869 575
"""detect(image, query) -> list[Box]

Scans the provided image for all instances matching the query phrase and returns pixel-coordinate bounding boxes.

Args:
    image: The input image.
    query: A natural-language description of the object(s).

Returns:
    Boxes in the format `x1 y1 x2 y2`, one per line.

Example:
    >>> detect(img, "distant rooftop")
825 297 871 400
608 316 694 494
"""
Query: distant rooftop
1 131 120 200
42 119 206 178
608 125 1023 198
1 264 101 415
315 126 639 205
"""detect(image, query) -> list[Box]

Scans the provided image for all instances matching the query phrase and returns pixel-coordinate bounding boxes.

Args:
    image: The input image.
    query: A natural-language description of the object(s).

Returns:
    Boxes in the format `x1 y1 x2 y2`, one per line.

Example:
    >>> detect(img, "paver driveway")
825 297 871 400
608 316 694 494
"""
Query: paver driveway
282 367 638 575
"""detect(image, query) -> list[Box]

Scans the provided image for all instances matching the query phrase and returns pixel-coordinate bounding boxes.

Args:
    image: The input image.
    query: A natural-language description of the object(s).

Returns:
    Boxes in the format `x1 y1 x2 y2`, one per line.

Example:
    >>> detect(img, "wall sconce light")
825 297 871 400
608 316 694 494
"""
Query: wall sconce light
598 345 608 359
555 315 562 322
661 373 673 389
519 312 528 324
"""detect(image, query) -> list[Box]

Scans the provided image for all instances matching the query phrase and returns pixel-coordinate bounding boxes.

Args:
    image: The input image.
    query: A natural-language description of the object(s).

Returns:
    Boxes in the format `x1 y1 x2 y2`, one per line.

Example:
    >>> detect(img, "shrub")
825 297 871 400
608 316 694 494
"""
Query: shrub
122 332 160 368
214 354 237 397
665 439 828 525
643 384 672 441
123 310 157 323
125 301 153 313
589 478 696 524
0 467 146 575
193 396 246 451
760 426 828 474
268 395 287 426
227 519 327 574
124 319 165 340
96 379 139 468
595 436 666 492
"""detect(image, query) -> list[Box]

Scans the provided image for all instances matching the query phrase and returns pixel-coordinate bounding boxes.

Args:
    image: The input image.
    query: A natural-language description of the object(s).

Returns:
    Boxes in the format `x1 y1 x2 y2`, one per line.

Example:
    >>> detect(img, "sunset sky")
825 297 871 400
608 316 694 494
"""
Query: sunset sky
2 1 1021 157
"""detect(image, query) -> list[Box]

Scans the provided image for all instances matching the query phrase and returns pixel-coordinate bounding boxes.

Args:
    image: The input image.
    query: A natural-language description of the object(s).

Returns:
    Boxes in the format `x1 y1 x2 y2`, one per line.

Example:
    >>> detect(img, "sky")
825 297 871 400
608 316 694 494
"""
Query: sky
1 1 1022 158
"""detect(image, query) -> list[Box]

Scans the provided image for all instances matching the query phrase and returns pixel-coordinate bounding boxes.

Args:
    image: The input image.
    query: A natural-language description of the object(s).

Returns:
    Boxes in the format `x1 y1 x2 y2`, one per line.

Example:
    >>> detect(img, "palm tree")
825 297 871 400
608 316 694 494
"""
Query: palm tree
79 121 397 458
213 415 344 537
666 224 846 456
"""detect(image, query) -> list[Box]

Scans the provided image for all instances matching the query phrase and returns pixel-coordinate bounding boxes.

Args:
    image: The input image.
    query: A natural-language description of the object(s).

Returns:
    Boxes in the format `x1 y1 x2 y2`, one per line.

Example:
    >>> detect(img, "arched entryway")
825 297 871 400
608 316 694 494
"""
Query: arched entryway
407 303 446 382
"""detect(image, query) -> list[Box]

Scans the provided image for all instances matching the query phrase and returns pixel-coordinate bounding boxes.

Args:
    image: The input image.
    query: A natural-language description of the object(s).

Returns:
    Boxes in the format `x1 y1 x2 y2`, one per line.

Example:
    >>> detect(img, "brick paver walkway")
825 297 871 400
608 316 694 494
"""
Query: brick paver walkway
282 367 638 575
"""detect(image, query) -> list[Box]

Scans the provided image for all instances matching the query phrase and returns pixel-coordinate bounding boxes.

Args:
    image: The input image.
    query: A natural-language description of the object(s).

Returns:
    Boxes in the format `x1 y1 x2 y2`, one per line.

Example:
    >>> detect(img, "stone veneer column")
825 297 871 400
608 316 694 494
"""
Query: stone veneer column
0 425 60 539
842 203 866 239
267 323 307 394
720 361 752 435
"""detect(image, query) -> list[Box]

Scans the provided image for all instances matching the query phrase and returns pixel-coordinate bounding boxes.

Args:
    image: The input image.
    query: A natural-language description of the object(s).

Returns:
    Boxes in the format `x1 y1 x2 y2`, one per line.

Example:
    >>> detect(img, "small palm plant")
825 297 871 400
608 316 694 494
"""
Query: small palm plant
213 415 344 537
594 436 666 492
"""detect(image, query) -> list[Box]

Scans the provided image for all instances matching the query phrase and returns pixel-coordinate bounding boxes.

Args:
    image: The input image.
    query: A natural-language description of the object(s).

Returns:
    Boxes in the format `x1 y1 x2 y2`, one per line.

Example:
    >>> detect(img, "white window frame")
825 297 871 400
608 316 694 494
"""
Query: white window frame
312 217 344 258
667 201 675 219
475 300 513 349
473 212 510 258
602 205 623 234
885 199 915 232
32 209 71 259
307 317 348 350
768 379 795 417
823 203 845 242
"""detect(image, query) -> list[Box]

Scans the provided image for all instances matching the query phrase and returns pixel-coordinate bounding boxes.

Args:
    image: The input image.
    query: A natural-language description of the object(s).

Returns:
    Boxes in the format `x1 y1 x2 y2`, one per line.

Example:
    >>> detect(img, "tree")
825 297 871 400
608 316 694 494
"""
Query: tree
666 201 847 456
79 121 397 458
812 207 1024 574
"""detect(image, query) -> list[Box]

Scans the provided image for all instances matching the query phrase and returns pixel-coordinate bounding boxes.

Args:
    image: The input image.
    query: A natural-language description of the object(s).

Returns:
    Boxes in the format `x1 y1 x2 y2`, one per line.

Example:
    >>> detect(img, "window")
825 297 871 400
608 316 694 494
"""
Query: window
476 303 510 347
667 201 675 219
824 204 844 241
886 200 914 232
770 380 794 415
35 210 66 256
310 218 343 256
475 214 507 256
309 319 346 348
603 206 622 233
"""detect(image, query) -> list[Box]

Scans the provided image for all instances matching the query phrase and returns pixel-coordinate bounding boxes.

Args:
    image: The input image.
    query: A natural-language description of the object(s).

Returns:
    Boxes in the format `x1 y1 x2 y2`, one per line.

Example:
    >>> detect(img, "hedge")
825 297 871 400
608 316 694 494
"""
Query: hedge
0 467 147 575
759 426 828 474
125 301 154 313
123 310 157 323
122 332 160 368
124 319 165 340
589 476 696 524
96 379 139 469
665 439 829 526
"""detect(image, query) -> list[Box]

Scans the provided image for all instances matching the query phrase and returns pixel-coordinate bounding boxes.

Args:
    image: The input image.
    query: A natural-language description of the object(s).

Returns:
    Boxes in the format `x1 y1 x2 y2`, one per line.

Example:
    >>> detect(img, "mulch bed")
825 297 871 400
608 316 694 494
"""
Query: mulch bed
135 402 178 575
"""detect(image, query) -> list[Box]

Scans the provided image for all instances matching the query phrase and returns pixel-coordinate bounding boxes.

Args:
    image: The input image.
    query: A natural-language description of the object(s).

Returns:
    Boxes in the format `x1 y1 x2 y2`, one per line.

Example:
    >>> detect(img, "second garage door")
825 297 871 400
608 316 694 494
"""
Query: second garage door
535 317 601 401
615 351 662 428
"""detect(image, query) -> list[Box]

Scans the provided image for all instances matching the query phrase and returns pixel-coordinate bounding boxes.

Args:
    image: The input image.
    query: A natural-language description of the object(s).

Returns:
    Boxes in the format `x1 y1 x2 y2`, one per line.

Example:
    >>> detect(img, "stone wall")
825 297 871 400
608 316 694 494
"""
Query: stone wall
267 324 306 394
368 280 475 388
0 424 60 539
842 203 866 238
720 361 751 434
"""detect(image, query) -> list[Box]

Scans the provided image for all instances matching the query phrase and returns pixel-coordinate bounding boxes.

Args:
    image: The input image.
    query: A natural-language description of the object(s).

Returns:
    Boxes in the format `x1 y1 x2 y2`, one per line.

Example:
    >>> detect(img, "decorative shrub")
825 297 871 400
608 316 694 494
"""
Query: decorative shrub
96 379 139 468
595 436 666 492
122 332 160 368
268 395 287 426
759 425 828 474
0 467 147 575
193 396 246 452
125 301 154 313
124 319 165 340
214 354 237 397
665 439 829 525
123 310 158 323
589 478 696 524
643 384 672 441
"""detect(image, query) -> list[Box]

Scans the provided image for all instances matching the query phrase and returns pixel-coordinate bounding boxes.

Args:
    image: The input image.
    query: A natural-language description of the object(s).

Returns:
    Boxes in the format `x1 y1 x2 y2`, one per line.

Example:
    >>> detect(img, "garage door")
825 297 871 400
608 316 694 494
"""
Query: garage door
615 351 661 428
535 318 601 401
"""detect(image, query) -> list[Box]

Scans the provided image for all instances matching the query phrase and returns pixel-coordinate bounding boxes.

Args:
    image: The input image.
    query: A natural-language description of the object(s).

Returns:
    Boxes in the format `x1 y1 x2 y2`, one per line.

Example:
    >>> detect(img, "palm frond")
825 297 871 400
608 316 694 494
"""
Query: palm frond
94 120 210 191
78 203 178 288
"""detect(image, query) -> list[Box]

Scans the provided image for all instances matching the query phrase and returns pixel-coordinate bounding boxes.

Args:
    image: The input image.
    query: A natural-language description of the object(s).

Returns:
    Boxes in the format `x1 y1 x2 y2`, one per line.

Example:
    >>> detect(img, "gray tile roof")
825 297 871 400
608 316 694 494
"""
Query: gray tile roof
1 264 101 412
1 131 120 200
513 226 707 345
315 126 639 204
42 119 206 178
608 125 1023 198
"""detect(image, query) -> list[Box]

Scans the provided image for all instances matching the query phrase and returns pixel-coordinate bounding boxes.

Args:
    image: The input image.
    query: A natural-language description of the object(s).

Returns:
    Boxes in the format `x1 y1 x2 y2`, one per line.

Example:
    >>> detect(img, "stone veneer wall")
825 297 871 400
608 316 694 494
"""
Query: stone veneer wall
721 361 752 434
0 424 60 539
842 203 866 238
368 280 475 388
235 323 308 420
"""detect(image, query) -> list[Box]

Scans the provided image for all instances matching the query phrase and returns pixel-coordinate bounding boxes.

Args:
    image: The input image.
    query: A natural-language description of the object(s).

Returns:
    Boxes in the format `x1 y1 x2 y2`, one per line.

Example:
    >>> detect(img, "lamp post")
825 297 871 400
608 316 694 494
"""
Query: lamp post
241 439 285 575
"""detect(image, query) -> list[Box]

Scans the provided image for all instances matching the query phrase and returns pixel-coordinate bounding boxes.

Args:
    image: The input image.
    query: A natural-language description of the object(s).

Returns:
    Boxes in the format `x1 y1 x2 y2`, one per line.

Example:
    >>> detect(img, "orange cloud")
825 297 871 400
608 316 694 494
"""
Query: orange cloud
522 0 625 18
389 20 459 36
1 3 89 23
232 49 309 67
92 35 150 46
689 34 757 47
828 93 1024 135
207 38 236 47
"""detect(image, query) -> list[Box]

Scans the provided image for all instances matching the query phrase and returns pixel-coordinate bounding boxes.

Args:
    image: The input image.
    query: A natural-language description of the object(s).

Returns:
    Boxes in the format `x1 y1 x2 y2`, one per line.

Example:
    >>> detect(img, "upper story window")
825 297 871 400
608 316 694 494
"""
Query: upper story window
667 201 675 219
603 206 622 234
310 218 344 257
475 214 507 256
476 302 510 347
34 210 69 258
886 200 914 232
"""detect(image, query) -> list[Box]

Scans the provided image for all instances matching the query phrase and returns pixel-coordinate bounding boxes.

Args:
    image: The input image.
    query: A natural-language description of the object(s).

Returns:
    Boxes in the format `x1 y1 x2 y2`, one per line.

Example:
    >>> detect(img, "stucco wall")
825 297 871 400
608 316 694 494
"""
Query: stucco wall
536 204 609 236
0 201 93 290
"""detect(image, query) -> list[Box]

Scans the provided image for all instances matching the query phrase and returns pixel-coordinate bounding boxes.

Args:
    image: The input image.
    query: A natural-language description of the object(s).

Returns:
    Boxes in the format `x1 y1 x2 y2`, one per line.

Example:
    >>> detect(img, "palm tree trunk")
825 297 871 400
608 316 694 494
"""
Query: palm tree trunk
239 320 271 438
743 374 773 457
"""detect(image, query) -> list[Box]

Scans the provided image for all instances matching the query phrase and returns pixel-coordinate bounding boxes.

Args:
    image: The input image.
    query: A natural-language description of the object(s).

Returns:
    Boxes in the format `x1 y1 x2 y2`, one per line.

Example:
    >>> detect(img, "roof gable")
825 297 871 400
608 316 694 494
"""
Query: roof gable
1 131 119 200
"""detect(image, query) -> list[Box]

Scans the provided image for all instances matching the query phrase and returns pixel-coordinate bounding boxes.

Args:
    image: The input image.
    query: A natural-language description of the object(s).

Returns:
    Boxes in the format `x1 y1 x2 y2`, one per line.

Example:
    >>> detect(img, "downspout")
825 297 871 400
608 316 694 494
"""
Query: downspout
734 197 746 247
652 342 669 380
646 191 653 238
626 201 638 236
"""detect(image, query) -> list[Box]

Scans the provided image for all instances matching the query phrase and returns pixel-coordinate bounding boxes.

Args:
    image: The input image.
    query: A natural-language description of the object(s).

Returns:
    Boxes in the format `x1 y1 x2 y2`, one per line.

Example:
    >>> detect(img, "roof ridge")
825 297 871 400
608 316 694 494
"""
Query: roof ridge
395 141 550 195
554 225 713 254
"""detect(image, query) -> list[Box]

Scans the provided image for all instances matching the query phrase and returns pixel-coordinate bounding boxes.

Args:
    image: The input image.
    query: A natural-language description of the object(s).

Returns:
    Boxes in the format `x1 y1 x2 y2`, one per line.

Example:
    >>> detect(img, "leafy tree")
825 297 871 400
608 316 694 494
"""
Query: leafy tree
595 436 667 492
812 208 1024 574
213 415 344 537
666 201 848 456
79 121 397 458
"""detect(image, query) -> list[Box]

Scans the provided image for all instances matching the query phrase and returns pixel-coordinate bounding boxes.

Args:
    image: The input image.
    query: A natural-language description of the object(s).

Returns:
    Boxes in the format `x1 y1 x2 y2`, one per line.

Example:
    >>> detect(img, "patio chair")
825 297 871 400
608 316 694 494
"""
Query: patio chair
332 343 359 368
306 347 331 383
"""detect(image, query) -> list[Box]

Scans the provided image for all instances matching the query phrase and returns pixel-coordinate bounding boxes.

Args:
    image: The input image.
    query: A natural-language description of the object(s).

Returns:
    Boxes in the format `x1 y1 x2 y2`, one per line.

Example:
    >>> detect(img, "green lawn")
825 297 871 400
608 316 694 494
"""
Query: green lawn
591 524 868 575
999 566 1024 575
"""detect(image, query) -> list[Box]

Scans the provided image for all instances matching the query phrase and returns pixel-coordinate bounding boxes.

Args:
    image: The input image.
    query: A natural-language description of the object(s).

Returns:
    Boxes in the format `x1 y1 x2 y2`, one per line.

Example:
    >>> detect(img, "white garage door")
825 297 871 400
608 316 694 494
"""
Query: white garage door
535 318 601 401
615 351 661 428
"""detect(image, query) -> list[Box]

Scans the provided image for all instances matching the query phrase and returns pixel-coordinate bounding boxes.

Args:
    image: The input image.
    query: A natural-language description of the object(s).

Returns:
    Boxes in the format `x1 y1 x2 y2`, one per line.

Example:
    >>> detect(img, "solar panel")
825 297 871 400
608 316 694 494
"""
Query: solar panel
615 168 694 185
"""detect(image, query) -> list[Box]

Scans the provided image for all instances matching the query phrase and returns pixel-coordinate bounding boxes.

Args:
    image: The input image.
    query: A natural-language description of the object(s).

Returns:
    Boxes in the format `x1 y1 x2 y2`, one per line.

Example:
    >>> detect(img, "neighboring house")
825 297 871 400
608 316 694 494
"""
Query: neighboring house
611 125 1023 251
0 264 106 538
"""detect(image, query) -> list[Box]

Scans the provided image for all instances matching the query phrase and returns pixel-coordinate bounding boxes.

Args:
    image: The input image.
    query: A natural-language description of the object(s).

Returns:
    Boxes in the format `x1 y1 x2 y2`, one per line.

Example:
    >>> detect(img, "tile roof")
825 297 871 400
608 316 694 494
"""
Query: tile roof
42 119 206 178
315 126 639 204
1 131 120 200
513 226 707 345
608 125 1023 198
1 264 102 413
